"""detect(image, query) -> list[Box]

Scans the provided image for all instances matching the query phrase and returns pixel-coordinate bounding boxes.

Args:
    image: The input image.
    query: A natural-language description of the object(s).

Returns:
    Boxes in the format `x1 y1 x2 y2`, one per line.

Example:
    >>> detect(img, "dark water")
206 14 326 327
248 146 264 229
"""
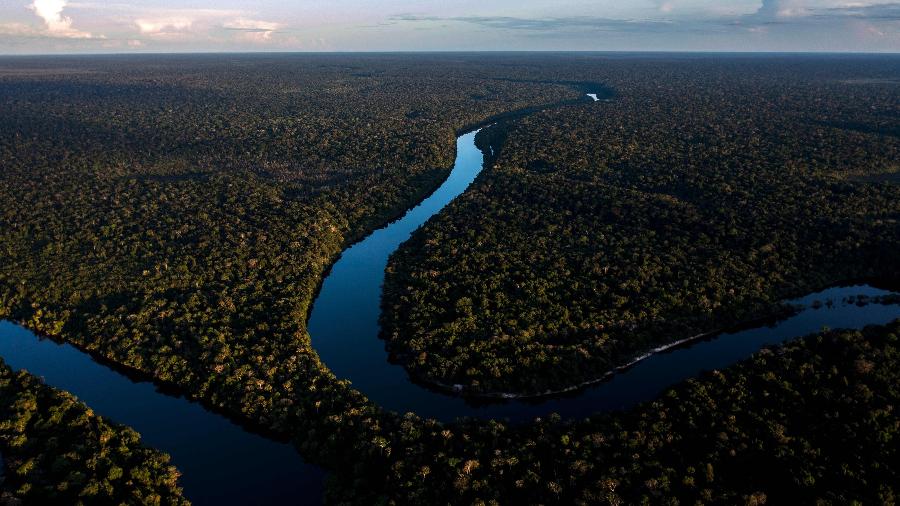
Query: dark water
0 321 326 506
308 129 489 416
307 117 900 422
1 96 898 504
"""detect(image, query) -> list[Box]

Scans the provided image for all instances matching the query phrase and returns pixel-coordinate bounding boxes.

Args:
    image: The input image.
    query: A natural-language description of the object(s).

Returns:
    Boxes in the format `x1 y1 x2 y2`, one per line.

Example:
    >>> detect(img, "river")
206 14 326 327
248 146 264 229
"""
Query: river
1 93 898 504
306 117 900 421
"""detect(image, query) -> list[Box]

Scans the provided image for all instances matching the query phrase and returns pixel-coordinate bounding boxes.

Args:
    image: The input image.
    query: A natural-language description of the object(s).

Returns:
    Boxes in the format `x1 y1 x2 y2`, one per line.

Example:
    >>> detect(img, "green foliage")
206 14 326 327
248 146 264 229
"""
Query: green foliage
0 359 188 505
370 322 900 504
383 57 900 395
1 54 899 504
0 53 588 501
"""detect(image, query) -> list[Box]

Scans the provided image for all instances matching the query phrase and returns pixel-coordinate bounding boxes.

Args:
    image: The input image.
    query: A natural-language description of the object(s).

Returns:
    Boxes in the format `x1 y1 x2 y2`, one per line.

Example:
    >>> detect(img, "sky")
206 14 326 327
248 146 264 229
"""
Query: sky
0 0 897 54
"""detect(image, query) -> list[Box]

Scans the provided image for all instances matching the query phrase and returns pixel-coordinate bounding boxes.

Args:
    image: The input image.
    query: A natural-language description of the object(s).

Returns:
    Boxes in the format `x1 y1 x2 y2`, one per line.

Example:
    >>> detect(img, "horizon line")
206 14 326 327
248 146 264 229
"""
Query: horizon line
2 49 900 58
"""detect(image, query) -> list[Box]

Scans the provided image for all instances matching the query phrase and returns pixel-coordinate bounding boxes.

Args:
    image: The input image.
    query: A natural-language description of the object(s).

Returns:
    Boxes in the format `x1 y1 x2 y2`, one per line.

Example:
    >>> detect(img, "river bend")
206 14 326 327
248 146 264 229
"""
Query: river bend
1 93 898 503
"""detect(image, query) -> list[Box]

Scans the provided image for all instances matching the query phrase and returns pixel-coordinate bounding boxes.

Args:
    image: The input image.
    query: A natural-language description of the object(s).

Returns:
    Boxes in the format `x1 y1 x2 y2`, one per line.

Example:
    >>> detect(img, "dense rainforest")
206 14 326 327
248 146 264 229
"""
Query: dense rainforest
0 359 187 504
380 319 900 505
0 54 898 503
383 56 900 395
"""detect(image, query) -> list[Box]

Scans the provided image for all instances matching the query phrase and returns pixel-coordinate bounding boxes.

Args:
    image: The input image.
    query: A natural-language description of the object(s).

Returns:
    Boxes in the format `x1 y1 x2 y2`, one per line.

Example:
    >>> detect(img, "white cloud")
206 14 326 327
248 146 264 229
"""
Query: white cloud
222 18 282 42
755 0 900 19
755 0 810 19
658 2 676 14
131 10 283 43
29 0 95 38
0 22 40 37
3 0 898 52
223 18 281 32
135 17 193 35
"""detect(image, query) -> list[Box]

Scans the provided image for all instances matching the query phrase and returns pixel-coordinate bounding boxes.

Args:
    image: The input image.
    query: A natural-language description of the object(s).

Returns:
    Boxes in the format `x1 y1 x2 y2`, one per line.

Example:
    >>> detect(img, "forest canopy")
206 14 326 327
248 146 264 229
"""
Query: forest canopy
0 359 188 505
0 54 898 503
382 56 900 395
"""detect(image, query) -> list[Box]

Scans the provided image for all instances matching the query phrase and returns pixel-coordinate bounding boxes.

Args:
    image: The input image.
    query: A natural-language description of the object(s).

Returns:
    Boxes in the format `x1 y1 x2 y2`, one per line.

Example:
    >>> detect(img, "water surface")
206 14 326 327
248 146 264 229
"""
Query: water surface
1 94 897 505
307 112 900 422
0 321 325 506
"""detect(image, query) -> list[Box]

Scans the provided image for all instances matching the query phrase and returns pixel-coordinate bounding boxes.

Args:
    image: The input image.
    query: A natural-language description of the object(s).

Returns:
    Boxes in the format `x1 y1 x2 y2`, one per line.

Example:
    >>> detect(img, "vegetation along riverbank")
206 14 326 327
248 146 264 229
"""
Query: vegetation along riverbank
0 53 898 503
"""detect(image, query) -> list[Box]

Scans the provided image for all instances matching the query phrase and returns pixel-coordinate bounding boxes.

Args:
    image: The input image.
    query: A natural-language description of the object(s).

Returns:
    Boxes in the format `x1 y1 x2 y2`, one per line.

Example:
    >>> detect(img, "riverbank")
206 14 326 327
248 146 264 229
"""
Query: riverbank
404 279 900 400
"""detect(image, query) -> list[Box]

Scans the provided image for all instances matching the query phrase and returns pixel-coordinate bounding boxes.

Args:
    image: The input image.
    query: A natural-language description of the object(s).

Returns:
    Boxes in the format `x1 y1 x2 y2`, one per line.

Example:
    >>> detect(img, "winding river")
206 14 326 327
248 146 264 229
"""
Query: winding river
1 93 898 504
306 114 900 421
0 320 326 505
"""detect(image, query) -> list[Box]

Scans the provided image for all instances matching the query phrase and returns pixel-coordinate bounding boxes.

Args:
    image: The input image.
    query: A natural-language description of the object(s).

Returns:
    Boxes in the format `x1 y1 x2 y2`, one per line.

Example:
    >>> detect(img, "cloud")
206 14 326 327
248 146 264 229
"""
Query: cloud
222 18 282 42
381 2 899 50
756 0 811 19
29 0 96 38
0 22 40 37
131 10 283 43
387 1 900 35
819 2 900 20
4 0 899 52
135 17 193 35
389 14 679 34
749 1 900 22
733 1 900 45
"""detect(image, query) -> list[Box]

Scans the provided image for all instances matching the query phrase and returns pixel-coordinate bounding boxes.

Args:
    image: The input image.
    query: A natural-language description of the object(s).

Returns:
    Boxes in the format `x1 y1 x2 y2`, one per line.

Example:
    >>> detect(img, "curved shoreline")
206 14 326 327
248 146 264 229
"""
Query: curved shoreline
394 281 900 401
0 85 606 502
0 320 327 505
300 89 600 330
413 306 800 400
1 77 898 503
426 330 765 400
306 89 900 421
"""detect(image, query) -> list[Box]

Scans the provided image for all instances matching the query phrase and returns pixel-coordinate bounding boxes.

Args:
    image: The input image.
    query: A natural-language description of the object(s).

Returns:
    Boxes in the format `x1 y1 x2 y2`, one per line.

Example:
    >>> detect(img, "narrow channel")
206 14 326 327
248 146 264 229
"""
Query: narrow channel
0 320 326 505
1 92 898 504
